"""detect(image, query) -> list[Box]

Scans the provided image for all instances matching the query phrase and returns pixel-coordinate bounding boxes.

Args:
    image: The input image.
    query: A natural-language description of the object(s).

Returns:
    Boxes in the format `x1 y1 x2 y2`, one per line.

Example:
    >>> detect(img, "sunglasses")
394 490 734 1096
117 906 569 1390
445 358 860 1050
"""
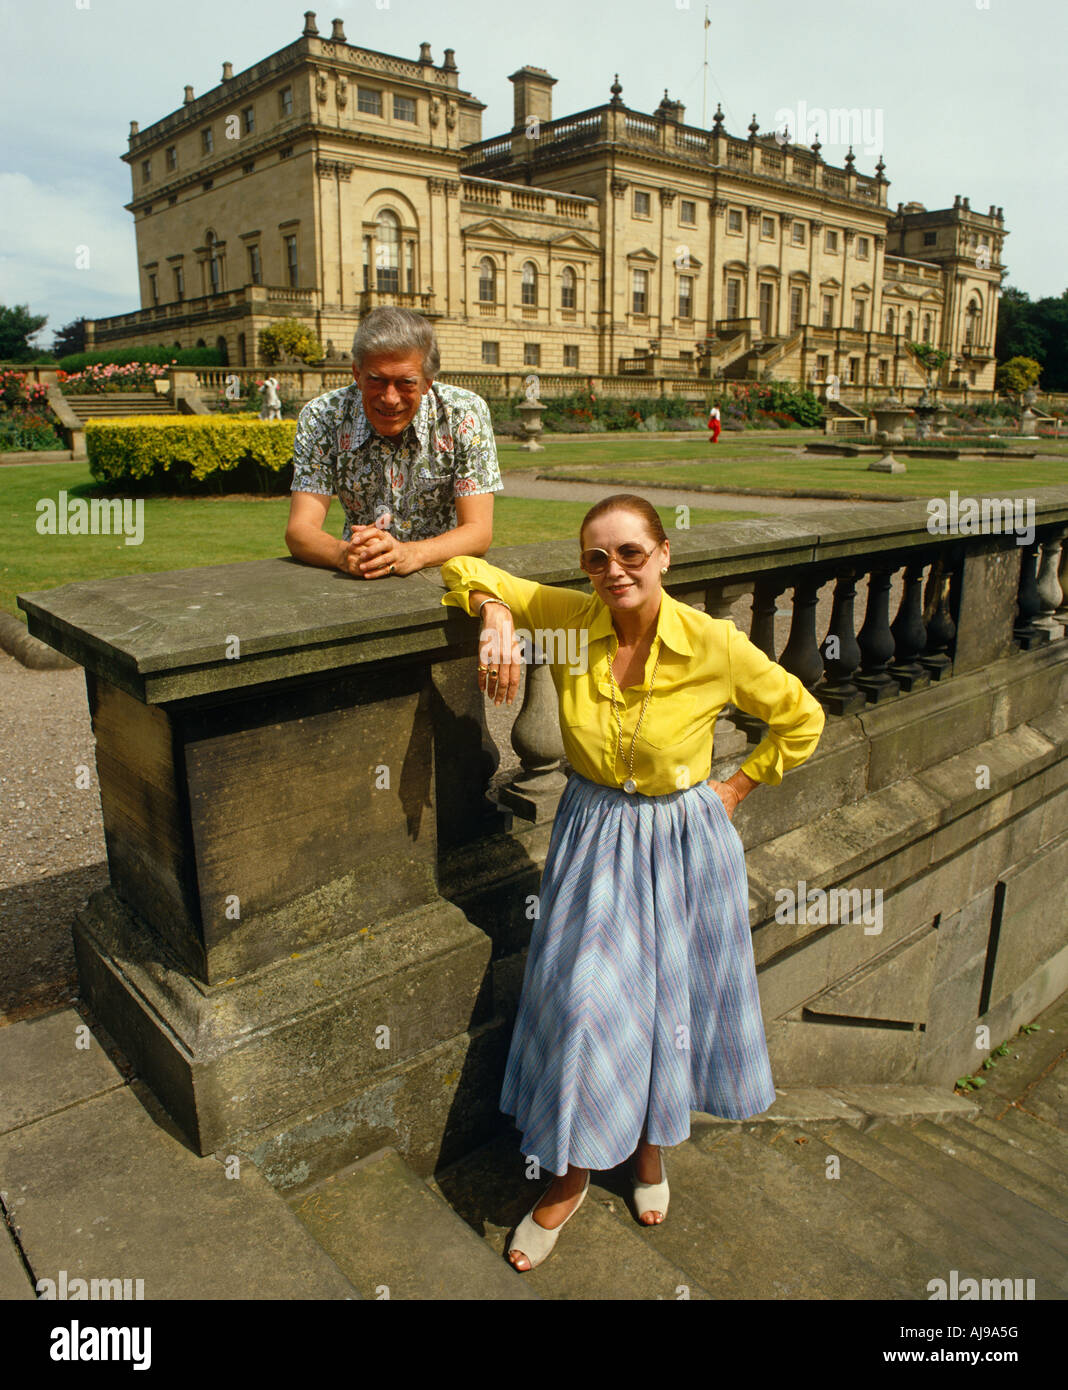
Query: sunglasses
579 543 659 575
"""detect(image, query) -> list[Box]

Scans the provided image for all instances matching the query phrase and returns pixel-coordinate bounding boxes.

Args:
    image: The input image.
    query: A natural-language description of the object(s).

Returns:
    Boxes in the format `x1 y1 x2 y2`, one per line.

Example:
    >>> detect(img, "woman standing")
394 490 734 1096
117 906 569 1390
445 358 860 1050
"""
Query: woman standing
439 494 824 1272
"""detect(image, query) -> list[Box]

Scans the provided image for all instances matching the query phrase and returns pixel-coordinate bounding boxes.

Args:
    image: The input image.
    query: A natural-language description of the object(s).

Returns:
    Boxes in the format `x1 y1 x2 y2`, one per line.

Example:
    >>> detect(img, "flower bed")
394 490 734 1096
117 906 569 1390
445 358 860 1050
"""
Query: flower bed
0 370 64 450
57 361 175 394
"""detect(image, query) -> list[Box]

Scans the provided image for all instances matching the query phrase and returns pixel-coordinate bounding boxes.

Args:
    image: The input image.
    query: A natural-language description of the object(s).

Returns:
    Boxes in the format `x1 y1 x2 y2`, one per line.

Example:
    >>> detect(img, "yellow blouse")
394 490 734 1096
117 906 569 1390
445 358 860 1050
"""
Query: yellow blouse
439 557 825 796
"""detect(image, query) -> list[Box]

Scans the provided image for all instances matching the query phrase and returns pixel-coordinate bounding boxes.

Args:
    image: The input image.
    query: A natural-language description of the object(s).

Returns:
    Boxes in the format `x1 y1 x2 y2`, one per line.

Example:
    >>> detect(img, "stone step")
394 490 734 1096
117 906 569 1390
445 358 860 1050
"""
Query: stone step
426 1133 713 1300
966 1112 1067 1189
937 1116 1068 1219
0 1078 360 1300
991 1104 1068 1166
833 1119 1068 1292
690 1125 923 1296
288 1145 541 1301
597 1132 910 1299
692 1083 978 1135
742 1120 1025 1292
0 1222 34 1299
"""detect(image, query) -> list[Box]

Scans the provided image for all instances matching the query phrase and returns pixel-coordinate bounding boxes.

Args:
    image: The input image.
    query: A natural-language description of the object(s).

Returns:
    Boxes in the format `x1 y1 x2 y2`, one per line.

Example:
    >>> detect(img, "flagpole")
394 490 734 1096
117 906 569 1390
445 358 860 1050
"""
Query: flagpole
702 6 710 128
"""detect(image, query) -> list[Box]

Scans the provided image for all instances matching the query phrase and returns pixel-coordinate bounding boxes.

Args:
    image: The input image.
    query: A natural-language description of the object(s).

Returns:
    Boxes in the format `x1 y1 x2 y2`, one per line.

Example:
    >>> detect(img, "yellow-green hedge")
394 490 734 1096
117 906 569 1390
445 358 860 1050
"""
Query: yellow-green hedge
86 415 298 493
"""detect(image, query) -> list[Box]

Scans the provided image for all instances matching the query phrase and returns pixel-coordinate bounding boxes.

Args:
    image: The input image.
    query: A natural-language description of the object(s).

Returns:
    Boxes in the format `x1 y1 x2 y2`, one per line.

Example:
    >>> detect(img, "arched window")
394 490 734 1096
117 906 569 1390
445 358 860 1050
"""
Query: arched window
375 209 399 294
521 261 538 306
884 308 895 335
215 334 229 365
561 265 576 310
478 257 496 303
964 300 980 346
904 310 914 339
923 312 933 344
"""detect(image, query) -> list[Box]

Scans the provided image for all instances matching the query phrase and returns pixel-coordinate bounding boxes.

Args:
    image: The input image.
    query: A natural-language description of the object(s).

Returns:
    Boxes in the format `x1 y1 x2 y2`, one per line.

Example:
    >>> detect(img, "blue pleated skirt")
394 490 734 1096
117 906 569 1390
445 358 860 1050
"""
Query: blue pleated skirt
499 772 776 1176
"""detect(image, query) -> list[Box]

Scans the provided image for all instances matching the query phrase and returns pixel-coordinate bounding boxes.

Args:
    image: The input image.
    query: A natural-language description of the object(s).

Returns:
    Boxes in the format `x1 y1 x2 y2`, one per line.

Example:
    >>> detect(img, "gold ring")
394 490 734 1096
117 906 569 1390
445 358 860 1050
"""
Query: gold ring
477 664 489 673
488 669 499 678
388 563 395 574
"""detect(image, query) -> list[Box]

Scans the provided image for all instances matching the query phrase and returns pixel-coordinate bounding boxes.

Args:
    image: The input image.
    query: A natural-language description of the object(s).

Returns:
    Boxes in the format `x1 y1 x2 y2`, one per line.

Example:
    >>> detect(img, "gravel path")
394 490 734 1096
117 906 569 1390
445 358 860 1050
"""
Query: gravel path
0 649 106 1024
501 473 868 513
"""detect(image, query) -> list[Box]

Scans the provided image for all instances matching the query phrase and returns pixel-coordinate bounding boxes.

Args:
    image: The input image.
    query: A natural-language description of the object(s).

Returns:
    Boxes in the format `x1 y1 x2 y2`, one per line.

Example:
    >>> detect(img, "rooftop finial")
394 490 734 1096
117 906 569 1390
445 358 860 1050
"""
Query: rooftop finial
303 10 319 36
331 17 346 42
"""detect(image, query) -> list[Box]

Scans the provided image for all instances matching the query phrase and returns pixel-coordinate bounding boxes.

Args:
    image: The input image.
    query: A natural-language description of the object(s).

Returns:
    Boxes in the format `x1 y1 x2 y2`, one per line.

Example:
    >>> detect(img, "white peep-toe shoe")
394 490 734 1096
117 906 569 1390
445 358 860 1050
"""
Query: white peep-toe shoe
507 1170 591 1270
631 1147 669 1224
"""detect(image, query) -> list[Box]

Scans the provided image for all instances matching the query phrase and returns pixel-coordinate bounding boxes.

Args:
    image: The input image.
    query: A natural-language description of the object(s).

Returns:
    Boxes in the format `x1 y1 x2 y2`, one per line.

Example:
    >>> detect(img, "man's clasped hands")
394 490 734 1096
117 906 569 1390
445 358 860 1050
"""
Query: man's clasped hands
335 511 416 580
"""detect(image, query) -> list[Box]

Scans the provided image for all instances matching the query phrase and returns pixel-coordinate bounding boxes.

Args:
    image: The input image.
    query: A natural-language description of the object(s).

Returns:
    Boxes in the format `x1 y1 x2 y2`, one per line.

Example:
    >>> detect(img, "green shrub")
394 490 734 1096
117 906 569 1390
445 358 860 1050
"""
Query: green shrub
86 415 297 494
258 318 323 366
58 345 222 372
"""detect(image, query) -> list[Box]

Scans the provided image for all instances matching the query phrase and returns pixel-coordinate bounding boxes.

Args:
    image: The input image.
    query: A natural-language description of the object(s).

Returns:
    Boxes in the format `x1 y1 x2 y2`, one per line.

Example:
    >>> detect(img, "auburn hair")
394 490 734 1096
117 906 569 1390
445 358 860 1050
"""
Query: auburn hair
579 493 668 550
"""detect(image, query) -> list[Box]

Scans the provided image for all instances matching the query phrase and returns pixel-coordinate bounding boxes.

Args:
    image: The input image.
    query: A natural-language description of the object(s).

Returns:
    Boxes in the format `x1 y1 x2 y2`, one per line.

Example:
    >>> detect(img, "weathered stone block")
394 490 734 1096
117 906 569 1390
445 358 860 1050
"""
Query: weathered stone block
73 886 493 1155
953 543 1021 674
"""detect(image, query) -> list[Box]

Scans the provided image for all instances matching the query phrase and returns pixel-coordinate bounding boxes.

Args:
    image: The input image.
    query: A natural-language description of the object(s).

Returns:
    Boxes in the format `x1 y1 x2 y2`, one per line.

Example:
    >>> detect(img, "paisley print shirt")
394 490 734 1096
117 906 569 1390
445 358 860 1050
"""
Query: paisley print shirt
290 380 502 542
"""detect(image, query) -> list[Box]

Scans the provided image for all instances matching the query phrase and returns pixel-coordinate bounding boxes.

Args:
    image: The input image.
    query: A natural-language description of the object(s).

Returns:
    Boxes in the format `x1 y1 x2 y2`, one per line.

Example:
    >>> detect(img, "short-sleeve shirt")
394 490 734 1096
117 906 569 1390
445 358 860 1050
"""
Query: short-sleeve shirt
290 380 502 542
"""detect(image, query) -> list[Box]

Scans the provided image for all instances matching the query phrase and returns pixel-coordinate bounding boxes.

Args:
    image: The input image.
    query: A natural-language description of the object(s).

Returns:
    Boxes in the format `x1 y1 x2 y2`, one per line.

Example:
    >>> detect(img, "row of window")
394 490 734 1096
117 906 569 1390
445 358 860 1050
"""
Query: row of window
476 258 578 307
146 232 299 303
631 190 698 224
724 208 874 257
480 343 581 368
141 83 418 184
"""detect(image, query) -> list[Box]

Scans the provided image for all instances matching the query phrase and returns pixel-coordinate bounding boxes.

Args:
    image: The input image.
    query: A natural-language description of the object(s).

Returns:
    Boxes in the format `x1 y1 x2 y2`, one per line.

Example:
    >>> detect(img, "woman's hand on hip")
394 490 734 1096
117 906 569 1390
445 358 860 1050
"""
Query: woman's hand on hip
706 780 741 819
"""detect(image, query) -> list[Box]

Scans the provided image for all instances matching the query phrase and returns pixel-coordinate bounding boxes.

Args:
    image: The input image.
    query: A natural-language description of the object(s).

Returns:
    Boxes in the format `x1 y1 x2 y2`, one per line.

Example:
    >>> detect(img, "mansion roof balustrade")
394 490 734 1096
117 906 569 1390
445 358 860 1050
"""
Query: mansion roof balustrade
460 102 886 207
460 176 596 223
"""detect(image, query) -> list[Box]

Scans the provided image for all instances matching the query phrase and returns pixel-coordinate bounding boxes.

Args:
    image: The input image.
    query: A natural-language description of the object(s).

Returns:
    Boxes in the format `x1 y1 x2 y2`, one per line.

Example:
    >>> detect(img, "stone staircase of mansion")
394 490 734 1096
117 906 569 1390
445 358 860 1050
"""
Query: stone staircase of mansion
3 990 1063 1300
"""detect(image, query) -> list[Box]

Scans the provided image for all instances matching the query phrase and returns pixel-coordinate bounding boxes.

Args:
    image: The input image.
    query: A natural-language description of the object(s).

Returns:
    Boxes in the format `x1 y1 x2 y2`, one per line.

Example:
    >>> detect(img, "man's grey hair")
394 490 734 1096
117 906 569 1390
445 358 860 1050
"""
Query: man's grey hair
352 307 440 379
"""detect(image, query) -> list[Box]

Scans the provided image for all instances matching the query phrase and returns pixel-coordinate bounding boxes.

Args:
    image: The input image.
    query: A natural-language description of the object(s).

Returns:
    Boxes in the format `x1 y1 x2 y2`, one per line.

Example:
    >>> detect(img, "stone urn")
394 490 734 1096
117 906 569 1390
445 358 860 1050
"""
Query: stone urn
870 395 911 446
517 398 547 452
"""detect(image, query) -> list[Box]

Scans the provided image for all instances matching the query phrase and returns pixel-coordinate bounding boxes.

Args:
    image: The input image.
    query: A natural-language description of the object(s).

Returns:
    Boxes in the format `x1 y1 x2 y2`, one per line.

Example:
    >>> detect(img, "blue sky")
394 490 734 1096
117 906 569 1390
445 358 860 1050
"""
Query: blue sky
2 0 1063 347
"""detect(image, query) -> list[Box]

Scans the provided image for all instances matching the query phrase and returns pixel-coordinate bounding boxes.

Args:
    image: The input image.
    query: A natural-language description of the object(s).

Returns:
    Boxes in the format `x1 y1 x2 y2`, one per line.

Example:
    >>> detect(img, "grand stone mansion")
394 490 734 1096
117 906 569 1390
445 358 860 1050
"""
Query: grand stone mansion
85 10 1006 400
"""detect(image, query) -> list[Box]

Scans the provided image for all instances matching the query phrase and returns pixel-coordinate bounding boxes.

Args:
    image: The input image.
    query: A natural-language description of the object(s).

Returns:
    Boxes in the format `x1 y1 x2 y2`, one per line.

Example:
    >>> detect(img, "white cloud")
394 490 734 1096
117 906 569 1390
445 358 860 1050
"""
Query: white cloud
0 171 138 339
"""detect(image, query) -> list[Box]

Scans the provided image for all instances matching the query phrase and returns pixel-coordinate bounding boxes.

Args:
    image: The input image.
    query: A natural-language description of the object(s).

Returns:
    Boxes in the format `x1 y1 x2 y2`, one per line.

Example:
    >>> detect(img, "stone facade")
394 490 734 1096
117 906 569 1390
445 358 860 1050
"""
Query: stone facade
87 12 1005 399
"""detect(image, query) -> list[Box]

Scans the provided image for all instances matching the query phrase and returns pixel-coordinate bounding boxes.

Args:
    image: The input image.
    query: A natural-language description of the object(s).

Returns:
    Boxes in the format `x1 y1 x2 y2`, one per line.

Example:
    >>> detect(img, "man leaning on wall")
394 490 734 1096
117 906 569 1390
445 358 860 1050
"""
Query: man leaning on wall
285 306 502 577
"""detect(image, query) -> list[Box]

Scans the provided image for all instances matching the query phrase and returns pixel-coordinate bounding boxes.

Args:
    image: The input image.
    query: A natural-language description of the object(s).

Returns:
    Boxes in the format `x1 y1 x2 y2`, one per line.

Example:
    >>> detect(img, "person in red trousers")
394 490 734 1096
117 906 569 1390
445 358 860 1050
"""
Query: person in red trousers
707 402 721 444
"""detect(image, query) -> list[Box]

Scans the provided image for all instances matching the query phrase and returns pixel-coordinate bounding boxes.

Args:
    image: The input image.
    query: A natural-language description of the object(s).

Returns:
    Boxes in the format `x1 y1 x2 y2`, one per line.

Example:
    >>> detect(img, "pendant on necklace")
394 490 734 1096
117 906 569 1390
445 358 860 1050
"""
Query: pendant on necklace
623 778 637 794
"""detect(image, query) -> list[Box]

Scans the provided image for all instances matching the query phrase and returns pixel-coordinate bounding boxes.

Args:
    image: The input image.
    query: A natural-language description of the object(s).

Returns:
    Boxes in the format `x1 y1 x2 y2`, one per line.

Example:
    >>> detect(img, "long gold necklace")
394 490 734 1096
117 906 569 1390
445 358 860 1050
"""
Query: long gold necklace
607 636 662 793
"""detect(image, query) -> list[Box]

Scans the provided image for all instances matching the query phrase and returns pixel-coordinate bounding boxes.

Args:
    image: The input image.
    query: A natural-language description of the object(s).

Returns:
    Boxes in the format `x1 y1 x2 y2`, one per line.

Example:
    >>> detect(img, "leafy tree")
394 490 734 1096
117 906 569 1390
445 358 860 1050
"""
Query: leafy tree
258 318 322 365
905 341 950 386
995 355 1042 399
0 304 48 360
52 317 87 358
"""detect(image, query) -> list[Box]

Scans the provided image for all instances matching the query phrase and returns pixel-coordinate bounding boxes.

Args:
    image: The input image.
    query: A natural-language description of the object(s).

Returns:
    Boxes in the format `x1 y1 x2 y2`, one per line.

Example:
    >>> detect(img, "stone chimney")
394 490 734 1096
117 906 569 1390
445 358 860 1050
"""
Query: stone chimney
303 10 319 35
418 41 433 65
130 120 139 137
222 61 233 82
331 18 346 41
508 66 557 131
442 48 457 72
183 85 195 105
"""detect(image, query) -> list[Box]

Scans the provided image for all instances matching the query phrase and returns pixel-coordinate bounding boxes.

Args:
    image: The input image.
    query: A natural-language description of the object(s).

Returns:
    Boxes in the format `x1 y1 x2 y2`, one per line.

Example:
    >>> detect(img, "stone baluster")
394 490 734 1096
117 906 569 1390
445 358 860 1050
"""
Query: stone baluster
855 564 902 701
1035 526 1067 639
919 553 956 679
889 560 931 691
778 574 825 689
816 567 866 714
734 574 782 739
704 580 754 758
1056 533 1068 626
1013 542 1049 650
497 648 567 824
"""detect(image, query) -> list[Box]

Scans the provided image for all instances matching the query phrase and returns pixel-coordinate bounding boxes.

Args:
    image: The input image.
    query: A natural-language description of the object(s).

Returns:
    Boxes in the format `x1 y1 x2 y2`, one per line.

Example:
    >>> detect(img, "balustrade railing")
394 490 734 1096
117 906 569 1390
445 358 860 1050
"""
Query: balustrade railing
482 495 1068 817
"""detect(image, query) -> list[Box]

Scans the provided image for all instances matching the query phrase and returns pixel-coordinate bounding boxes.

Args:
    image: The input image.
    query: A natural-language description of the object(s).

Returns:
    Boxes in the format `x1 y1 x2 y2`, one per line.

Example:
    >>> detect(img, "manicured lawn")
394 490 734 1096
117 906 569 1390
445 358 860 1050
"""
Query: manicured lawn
0 463 759 618
499 430 1068 497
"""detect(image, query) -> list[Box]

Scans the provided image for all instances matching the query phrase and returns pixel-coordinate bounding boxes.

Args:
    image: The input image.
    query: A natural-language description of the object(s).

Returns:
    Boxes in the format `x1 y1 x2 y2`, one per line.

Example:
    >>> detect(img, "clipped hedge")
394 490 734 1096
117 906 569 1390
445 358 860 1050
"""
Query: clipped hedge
86 415 297 494
59 344 223 372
